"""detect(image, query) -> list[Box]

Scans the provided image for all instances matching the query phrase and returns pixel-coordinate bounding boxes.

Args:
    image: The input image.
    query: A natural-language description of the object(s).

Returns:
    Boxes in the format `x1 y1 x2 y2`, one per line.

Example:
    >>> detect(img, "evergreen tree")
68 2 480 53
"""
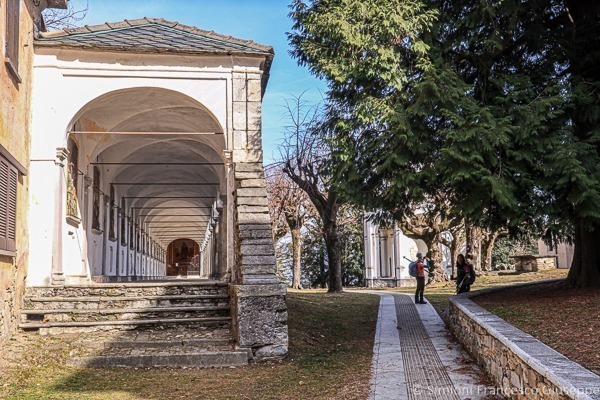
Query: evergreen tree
289 0 600 287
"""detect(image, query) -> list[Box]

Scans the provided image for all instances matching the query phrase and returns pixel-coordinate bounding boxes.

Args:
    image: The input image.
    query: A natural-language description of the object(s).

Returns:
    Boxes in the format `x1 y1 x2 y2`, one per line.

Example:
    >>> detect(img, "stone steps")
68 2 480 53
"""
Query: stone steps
19 316 232 334
26 281 228 298
66 351 250 368
24 294 230 310
21 305 231 323
18 280 249 367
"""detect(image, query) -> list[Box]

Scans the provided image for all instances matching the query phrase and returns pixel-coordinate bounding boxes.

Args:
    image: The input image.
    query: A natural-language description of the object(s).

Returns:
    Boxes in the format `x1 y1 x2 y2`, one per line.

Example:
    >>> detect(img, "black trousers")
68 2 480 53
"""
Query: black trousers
457 283 471 294
415 277 425 302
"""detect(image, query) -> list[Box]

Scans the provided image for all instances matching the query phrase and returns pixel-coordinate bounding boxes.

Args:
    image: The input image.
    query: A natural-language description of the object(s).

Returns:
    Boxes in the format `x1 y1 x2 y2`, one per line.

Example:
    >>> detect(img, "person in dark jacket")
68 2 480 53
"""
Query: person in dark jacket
414 253 428 304
455 254 473 294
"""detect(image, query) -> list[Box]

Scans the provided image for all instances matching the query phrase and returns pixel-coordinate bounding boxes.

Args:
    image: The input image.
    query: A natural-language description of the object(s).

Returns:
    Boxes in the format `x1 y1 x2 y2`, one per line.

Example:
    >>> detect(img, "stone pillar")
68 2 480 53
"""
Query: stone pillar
52 147 68 285
224 150 235 283
229 71 288 360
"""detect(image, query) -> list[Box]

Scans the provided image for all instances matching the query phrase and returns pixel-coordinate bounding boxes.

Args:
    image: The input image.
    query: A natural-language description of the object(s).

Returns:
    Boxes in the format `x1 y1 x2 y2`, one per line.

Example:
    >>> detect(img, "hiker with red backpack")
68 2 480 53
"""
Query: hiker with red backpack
455 254 475 294
413 253 429 304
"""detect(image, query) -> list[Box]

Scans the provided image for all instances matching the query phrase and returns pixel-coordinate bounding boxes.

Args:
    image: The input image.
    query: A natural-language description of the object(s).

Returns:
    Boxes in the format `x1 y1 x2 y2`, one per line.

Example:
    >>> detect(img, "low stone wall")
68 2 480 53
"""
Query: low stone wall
449 281 600 400
366 278 415 288
512 255 556 272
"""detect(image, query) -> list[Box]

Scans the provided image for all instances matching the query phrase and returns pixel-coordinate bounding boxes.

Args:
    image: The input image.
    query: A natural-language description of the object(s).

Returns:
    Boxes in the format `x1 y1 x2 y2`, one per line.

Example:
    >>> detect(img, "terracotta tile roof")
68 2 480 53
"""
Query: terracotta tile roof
36 17 274 57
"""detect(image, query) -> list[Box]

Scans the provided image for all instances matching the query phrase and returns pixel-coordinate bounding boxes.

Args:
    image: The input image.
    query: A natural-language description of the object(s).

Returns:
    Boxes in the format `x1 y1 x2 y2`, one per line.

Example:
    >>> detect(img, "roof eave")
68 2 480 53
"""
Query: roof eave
34 42 273 58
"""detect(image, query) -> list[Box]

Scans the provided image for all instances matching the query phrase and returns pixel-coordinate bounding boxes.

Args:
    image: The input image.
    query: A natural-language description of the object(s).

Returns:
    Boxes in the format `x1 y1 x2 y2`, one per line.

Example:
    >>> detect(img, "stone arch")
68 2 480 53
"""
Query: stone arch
61 87 229 281
65 86 225 138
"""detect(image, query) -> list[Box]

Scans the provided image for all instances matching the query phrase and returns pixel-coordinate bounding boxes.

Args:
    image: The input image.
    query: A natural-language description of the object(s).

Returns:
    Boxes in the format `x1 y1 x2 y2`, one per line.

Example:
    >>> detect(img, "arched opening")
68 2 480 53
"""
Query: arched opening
63 87 228 282
166 239 200 276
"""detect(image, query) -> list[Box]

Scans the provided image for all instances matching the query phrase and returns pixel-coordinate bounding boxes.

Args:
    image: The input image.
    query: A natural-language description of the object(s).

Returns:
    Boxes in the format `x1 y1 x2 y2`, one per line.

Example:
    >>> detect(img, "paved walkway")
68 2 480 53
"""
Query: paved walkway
368 292 497 400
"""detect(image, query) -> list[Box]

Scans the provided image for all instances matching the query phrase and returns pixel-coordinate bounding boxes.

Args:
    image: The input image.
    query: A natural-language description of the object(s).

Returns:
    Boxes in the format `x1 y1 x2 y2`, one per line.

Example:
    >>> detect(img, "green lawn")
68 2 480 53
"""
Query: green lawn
387 269 569 323
1 292 379 400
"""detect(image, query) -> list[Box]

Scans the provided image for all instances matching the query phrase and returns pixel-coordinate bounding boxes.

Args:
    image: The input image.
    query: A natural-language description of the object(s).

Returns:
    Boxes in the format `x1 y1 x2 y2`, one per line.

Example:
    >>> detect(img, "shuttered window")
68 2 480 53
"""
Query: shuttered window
0 154 18 253
4 0 21 81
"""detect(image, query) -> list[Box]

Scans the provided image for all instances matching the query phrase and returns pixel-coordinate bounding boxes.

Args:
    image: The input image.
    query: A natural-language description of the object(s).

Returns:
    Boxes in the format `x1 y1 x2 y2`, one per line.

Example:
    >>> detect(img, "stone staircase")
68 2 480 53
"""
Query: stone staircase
19 280 249 368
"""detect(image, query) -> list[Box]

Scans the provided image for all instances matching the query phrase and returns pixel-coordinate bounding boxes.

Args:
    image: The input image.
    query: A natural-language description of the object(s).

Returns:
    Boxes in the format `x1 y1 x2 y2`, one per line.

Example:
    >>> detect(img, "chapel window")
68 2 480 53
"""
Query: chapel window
92 166 101 231
66 139 79 221
129 217 135 250
120 198 127 246
109 185 115 239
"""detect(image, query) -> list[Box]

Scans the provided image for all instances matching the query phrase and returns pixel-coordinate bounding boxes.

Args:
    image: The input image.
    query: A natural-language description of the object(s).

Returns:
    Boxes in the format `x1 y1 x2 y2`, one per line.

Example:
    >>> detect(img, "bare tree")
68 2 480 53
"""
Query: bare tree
43 1 88 30
266 165 314 289
278 94 344 292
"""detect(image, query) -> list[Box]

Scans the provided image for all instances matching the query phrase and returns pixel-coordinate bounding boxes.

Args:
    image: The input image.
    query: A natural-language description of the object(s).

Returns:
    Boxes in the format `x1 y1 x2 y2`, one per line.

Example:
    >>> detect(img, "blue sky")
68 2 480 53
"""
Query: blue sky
66 0 326 163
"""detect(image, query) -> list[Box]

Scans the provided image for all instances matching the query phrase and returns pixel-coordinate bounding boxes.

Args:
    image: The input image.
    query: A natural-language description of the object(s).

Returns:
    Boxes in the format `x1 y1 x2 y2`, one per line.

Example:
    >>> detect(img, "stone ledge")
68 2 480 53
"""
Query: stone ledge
231 284 287 298
235 163 264 173
449 280 600 400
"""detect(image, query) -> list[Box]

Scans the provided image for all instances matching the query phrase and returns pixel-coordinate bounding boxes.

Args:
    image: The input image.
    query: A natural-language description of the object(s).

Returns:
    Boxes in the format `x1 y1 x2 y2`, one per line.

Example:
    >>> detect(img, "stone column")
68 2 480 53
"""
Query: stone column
224 150 235 282
51 147 68 285
229 71 288 360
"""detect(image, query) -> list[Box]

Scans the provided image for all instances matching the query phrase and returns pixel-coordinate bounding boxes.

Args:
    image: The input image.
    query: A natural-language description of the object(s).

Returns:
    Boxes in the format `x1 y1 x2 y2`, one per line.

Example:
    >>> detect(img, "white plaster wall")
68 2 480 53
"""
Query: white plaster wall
27 161 57 286
398 234 420 280
363 218 422 281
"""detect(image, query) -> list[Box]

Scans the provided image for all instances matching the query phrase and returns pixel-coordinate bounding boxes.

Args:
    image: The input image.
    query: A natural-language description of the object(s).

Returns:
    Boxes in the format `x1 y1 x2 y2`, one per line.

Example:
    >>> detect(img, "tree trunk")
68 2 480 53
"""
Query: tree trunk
291 227 302 289
449 225 465 279
426 242 445 284
563 2 600 288
323 219 343 292
465 225 482 272
319 245 327 289
481 230 503 272
567 218 600 287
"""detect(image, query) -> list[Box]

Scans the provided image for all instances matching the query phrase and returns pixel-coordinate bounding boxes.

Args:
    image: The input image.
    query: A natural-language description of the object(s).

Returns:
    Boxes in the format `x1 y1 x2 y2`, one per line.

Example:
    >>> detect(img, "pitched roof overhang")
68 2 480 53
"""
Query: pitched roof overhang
36 17 274 87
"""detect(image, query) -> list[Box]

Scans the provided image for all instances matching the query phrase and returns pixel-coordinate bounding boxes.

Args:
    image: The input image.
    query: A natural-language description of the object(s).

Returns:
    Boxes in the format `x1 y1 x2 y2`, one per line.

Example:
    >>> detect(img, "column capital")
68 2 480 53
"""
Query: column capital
84 176 93 190
223 150 234 165
55 147 69 167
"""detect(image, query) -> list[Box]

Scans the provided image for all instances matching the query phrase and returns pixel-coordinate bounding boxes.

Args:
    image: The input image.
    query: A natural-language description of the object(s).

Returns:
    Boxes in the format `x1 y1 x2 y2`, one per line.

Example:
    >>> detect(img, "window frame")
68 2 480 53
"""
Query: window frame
4 0 22 83
0 145 26 256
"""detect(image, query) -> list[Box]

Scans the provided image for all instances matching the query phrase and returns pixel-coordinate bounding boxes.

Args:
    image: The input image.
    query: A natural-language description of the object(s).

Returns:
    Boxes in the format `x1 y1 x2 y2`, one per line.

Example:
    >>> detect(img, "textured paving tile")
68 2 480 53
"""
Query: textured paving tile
367 292 493 400
395 295 461 400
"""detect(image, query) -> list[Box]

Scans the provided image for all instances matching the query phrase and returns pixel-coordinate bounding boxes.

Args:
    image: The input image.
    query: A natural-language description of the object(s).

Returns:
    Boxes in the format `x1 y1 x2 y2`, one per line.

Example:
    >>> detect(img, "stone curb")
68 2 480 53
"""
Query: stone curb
450 279 600 400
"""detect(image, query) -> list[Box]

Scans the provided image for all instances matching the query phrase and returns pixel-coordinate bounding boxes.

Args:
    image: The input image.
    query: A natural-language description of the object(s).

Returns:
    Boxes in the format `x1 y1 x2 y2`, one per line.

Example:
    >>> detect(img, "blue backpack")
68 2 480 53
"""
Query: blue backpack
408 261 418 277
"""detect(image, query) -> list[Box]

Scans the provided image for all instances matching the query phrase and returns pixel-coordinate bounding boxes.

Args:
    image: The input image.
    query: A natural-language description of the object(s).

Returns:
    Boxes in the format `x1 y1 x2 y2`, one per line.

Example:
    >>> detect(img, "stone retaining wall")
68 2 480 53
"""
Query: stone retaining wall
366 278 415 288
449 281 600 400
511 255 557 272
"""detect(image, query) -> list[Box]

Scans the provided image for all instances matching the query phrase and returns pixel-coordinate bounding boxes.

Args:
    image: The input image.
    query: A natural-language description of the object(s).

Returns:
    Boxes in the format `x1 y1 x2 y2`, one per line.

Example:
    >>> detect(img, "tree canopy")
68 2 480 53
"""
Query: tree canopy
289 0 600 286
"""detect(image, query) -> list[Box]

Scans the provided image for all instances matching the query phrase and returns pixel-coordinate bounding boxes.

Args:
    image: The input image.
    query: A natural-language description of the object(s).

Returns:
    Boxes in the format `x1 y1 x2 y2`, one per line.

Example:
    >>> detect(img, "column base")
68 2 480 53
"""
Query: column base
230 283 288 361
51 272 66 285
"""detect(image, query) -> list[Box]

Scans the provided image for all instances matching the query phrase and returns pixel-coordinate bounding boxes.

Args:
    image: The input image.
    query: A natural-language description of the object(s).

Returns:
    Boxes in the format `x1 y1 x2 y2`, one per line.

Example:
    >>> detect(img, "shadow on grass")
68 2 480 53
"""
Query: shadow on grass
4 292 380 400
497 271 523 276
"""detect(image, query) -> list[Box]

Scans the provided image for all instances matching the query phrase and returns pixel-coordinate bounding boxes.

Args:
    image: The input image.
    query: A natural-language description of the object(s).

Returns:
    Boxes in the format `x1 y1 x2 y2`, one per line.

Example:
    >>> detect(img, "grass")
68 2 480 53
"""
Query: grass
0 292 379 400
385 268 570 324
474 279 600 375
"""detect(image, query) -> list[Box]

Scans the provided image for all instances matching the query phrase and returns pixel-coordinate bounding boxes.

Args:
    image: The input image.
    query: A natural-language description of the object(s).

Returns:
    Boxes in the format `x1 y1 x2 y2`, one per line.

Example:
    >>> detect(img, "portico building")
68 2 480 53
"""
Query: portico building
22 18 287 362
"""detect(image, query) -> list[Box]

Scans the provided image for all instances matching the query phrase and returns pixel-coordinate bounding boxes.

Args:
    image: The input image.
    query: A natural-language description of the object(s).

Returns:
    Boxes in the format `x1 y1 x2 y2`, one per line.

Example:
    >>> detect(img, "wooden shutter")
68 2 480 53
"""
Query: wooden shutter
0 158 8 250
5 0 21 75
0 156 17 252
7 166 17 251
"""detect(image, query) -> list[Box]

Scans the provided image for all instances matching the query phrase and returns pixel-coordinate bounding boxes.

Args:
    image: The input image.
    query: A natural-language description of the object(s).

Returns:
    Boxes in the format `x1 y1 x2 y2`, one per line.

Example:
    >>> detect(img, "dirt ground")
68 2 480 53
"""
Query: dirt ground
474 280 600 376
